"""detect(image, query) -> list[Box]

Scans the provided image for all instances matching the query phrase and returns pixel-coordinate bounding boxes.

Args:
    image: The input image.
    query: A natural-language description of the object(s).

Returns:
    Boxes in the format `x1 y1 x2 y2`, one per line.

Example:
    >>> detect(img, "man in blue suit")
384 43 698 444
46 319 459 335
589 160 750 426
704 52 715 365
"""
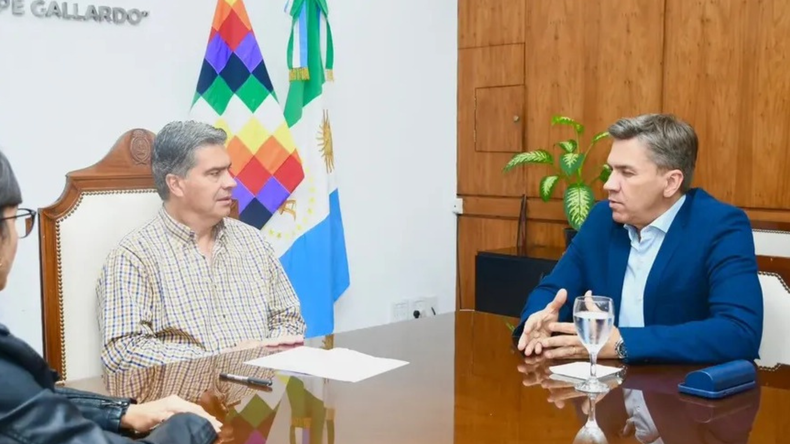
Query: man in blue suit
515 114 763 364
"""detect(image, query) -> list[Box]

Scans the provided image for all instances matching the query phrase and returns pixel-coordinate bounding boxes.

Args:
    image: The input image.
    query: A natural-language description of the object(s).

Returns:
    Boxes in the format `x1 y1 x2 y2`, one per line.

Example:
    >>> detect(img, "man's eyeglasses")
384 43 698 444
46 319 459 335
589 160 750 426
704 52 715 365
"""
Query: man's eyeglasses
0 208 37 239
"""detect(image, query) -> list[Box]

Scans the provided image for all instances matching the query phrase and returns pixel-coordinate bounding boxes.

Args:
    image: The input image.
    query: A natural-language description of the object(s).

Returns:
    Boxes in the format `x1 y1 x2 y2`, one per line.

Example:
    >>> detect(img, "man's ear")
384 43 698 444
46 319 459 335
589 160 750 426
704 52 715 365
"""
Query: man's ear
663 169 684 197
166 174 186 198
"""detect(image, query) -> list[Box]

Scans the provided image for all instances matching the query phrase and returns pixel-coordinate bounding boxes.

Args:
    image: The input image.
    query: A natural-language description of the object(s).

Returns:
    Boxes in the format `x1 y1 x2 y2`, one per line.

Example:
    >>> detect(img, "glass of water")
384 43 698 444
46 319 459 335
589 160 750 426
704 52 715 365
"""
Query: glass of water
573 295 614 394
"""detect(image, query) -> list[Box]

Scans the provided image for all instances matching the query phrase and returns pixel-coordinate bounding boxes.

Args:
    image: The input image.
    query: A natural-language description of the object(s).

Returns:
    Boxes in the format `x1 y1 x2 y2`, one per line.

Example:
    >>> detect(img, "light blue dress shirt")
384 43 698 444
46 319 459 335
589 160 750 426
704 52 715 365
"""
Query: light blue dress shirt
623 389 664 444
619 195 685 444
618 195 686 328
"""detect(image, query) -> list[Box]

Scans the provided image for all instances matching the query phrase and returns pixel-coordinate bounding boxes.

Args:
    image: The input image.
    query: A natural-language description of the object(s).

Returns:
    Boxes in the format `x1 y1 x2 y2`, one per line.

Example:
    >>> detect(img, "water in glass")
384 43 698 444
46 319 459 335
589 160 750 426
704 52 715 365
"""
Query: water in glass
574 311 613 354
573 295 614 394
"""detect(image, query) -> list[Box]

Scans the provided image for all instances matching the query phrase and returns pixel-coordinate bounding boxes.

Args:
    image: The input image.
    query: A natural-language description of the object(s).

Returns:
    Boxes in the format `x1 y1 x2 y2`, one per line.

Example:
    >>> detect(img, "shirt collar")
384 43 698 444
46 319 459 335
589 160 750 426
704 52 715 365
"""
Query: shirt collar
625 194 686 238
159 206 226 245
649 193 686 234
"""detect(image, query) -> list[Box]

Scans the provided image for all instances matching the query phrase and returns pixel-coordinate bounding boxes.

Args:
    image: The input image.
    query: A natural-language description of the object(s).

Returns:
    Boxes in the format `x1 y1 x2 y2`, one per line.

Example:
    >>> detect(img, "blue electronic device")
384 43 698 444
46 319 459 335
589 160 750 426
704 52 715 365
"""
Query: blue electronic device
678 359 757 399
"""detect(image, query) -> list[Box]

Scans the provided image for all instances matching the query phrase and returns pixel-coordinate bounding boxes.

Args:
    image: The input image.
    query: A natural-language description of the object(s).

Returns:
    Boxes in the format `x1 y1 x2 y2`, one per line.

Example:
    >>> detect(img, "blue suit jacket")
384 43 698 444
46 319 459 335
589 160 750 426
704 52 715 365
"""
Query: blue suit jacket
515 188 763 364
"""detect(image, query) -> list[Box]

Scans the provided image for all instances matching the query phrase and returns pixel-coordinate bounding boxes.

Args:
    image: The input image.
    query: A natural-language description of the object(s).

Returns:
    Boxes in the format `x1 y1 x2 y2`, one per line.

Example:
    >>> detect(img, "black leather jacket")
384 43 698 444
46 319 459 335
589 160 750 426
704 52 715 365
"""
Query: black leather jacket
0 323 218 443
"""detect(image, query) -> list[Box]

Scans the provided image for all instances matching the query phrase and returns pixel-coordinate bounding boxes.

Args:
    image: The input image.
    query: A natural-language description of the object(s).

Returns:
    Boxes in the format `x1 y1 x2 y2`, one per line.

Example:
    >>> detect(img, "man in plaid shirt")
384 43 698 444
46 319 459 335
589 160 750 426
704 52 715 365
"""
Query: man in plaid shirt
97 121 306 374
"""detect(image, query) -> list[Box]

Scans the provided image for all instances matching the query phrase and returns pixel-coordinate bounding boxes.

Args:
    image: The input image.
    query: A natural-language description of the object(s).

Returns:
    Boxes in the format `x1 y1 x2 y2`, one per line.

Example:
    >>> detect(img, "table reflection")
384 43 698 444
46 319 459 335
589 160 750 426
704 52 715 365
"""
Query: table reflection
519 356 761 444
63 312 786 444
104 337 337 444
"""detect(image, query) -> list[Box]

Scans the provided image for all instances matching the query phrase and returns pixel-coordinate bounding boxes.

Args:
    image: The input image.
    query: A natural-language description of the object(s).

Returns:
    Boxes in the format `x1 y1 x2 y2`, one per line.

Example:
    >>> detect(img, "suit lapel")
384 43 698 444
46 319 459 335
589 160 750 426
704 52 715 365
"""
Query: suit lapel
608 225 630 326
643 195 692 325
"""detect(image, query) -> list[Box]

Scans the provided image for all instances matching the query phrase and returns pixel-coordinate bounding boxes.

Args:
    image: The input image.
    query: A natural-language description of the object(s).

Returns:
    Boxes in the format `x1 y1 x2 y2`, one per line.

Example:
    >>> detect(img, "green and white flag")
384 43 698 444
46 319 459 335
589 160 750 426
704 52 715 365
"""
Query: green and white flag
264 0 349 338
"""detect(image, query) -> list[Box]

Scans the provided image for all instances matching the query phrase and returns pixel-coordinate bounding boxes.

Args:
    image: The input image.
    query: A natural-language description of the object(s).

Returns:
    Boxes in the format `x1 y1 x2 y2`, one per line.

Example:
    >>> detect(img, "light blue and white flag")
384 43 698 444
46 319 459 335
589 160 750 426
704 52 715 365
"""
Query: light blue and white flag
264 0 348 338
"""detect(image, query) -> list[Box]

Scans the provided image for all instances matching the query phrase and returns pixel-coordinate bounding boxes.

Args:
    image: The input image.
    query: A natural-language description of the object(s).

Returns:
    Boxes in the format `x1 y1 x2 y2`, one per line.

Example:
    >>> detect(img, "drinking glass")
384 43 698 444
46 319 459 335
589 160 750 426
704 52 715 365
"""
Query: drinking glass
573 295 615 394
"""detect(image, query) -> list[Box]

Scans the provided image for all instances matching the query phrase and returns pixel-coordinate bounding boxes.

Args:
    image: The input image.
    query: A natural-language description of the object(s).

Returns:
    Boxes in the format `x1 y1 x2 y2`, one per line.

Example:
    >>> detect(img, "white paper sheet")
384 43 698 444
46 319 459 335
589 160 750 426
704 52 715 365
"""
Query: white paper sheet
243 346 409 383
549 361 623 381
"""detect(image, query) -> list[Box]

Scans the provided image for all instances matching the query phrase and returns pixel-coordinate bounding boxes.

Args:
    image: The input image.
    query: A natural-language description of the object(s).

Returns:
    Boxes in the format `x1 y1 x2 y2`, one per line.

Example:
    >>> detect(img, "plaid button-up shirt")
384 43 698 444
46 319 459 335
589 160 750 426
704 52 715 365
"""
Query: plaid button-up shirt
97 207 305 373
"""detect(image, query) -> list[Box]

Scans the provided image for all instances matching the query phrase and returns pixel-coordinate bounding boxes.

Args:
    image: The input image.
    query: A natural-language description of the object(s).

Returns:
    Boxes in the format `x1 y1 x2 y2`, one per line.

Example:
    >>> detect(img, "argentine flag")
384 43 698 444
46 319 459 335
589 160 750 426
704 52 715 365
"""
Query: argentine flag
263 0 349 338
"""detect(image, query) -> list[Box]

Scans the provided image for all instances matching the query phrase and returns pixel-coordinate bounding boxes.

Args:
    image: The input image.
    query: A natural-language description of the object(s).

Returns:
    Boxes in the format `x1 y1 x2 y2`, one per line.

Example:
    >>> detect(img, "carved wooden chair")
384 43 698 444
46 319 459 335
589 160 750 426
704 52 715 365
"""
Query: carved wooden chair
752 221 790 368
39 129 165 381
39 128 241 380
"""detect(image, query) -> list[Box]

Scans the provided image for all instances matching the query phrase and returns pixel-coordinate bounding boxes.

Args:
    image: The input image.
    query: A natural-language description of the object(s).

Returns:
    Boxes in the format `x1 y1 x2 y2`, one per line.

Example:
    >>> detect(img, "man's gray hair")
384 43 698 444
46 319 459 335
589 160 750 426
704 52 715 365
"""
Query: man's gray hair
608 114 698 193
151 121 228 200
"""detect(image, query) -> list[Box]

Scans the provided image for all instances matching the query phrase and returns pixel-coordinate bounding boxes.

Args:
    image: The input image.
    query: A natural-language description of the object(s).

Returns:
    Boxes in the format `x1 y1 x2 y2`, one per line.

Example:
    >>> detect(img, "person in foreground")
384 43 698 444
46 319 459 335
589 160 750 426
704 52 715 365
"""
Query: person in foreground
515 113 763 364
0 150 222 443
98 121 306 374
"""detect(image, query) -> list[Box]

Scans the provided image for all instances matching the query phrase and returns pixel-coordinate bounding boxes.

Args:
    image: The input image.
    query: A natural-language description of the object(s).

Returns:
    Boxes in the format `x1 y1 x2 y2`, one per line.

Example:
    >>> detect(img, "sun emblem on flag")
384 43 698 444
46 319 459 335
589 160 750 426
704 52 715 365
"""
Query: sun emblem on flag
318 109 334 173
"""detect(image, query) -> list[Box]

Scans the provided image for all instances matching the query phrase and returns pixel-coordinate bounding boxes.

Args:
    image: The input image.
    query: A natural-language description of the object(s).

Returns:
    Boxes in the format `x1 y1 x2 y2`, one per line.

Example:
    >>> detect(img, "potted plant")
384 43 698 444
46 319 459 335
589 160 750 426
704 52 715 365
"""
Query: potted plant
503 116 612 247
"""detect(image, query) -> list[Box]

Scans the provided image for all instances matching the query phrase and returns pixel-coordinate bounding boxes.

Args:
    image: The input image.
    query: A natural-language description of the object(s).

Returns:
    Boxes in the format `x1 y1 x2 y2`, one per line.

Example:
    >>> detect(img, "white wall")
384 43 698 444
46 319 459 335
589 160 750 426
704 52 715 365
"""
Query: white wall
0 0 457 353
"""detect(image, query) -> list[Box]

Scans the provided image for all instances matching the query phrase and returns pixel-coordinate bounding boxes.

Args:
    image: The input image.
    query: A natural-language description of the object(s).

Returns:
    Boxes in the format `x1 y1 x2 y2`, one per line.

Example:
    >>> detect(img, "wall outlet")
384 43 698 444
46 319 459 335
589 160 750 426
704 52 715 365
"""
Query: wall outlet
452 197 464 215
411 298 426 318
391 301 410 322
425 296 439 316
391 296 440 322
410 296 439 319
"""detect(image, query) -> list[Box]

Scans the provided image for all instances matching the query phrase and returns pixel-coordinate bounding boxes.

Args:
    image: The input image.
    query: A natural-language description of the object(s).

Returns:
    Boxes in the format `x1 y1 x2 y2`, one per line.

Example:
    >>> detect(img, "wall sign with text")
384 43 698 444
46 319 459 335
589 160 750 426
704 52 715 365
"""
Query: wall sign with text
0 0 149 25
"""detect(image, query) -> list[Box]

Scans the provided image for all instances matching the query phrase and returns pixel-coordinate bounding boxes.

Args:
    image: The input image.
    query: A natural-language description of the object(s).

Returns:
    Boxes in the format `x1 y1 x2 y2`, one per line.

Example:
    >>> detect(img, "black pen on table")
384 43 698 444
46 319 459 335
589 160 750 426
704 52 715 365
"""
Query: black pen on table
219 373 273 388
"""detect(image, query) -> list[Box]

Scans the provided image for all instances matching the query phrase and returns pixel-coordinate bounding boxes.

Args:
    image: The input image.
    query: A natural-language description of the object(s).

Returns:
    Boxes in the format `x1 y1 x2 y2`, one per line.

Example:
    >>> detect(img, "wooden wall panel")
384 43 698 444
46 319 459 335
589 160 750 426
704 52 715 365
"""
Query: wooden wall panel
456 0 665 308
458 44 526 196
458 0 526 48
457 41 527 310
457 0 790 310
663 0 790 209
746 209 790 225
525 221 566 251
522 0 665 250
462 196 521 219
475 86 524 154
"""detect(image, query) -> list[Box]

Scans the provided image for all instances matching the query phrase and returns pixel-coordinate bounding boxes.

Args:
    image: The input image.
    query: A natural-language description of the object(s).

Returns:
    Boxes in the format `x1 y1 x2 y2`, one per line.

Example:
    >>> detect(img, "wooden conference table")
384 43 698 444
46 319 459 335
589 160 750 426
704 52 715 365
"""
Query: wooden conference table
68 311 790 443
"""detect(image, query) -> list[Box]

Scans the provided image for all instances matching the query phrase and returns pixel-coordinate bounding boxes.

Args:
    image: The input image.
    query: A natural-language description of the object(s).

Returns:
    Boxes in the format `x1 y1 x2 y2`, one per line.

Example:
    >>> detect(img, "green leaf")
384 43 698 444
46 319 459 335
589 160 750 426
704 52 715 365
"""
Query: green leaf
539 175 560 202
564 184 594 231
598 164 612 183
551 116 584 135
591 131 610 145
556 139 578 153
560 153 585 176
503 149 553 172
